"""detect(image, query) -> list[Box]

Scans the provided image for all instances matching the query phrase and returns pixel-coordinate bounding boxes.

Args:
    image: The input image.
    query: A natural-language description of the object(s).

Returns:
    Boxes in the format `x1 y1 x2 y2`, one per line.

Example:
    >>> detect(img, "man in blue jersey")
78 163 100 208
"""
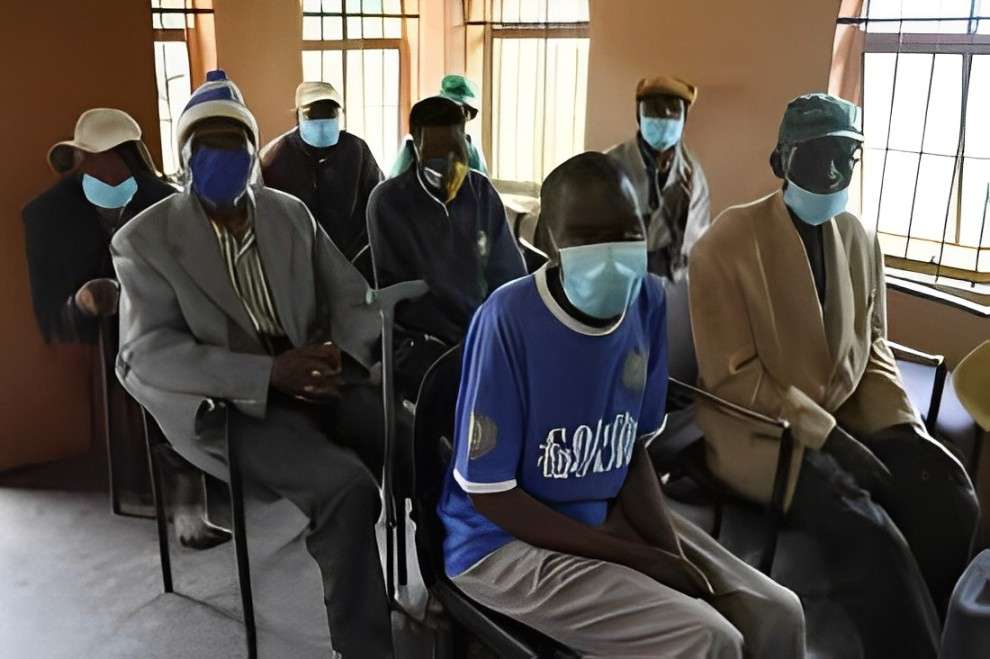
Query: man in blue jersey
437 153 806 658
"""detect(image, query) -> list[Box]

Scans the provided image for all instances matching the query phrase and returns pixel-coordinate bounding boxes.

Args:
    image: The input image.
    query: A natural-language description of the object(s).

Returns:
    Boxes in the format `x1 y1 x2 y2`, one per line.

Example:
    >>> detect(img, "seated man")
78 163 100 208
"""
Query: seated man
606 76 710 281
23 108 225 548
390 75 488 178
368 95 525 395
24 108 172 343
260 81 382 262
689 93 979 657
113 70 392 658
438 152 806 659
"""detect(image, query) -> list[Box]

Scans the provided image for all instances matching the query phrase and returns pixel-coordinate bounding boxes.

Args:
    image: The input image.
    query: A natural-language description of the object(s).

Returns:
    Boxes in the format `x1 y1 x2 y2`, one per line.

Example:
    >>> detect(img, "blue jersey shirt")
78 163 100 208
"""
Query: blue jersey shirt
438 265 669 577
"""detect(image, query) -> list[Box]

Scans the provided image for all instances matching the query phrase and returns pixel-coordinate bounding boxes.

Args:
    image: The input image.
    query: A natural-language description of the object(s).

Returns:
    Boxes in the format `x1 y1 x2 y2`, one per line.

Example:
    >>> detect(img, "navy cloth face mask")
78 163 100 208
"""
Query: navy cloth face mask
189 146 253 210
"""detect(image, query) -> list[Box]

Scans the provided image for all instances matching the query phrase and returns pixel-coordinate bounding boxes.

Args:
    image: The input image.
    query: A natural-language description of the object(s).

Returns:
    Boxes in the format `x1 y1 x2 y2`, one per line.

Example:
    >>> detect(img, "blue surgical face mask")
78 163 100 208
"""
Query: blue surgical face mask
82 174 138 209
783 177 849 226
639 116 684 151
559 241 648 320
299 118 340 148
188 146 253 210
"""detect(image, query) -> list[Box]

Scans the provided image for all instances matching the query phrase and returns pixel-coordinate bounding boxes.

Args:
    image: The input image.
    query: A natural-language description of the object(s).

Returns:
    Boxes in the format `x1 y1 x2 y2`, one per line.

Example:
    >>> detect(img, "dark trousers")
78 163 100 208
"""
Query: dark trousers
789 425 978 659
228 386 393 659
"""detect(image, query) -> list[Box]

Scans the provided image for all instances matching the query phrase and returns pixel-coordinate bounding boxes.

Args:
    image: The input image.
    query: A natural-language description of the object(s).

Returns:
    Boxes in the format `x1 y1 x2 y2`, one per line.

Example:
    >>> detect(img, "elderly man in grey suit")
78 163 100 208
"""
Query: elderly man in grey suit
112 70 393 658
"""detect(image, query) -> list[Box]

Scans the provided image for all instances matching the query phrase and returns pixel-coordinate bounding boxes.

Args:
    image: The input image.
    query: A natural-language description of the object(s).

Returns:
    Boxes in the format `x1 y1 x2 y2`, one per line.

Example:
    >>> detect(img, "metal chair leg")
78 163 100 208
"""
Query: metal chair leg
760 428 795 575
711 500 724 540
971 425 985 477
927 362 948 433
143 412 173 594
223 402 258 659
97 318 122 516
397 499 408 587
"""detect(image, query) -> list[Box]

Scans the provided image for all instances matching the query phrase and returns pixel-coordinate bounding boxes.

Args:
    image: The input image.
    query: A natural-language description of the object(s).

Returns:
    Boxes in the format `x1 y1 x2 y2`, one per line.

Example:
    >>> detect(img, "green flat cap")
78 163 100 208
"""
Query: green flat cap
779 92 864 146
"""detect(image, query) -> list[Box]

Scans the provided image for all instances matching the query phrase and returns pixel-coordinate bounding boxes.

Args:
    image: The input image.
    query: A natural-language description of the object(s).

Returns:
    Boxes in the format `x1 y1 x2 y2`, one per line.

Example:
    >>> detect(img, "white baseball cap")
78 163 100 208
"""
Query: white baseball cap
295 81 344 110
47 108 152 173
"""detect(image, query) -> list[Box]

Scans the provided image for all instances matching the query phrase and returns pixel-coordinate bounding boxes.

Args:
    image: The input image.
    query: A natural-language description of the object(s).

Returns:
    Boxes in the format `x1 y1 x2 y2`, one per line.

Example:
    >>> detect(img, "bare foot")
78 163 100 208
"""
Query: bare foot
174 506 232 550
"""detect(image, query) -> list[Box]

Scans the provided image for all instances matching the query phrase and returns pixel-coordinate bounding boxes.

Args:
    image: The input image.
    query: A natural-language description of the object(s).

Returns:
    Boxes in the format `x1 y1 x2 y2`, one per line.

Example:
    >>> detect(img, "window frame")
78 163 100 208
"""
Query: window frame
469 3 589 190
150 2 214 177
301 0 419 167
856 17 990 283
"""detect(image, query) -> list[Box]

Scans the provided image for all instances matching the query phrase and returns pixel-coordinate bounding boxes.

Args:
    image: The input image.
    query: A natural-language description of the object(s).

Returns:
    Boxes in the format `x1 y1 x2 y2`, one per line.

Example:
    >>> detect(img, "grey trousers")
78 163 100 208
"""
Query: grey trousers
453 510 806 659
226 386 393 659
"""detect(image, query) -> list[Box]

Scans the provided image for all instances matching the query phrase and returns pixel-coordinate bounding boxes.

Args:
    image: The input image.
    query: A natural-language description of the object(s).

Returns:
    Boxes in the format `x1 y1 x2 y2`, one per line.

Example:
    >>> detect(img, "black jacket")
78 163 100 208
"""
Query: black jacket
261 128 383 260
22 172 176 343
367 166 526 346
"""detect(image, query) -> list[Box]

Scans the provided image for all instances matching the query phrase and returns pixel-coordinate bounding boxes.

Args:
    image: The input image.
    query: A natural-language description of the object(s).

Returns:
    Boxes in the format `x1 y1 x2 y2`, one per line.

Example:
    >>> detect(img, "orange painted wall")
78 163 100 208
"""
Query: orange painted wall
0 1 162 469
213 0 302 146
887 291 988 368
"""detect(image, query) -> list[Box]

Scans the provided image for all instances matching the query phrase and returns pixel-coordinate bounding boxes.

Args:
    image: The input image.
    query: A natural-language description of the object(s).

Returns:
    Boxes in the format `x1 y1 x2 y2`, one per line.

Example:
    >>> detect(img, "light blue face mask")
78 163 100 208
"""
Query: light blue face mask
639 116 684 151
299 118 340 148
783 178 849 226
82 174 138 209
559 241 648 320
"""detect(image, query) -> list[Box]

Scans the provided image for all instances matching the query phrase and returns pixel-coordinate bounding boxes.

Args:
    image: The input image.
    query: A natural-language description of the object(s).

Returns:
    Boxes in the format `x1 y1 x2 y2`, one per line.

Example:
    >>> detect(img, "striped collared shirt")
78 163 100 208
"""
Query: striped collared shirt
210 208 286 340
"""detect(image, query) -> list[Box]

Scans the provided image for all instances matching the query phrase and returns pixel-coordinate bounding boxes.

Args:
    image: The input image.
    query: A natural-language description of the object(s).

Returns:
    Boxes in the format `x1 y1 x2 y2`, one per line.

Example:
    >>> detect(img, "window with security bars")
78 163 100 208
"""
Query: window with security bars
302 0 419 171
150 1 214 177
833 0 990 284
466 0 589 188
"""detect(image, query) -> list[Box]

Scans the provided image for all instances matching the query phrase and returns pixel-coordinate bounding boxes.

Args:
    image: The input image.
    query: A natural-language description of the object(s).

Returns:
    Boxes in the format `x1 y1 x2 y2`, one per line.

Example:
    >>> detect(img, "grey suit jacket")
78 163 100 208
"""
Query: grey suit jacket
606 138 711 281
112 186 380 479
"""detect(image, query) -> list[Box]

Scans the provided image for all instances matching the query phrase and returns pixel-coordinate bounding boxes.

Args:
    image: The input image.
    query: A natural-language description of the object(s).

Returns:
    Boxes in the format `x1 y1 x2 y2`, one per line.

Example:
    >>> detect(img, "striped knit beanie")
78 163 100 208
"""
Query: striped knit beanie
175 69 259 152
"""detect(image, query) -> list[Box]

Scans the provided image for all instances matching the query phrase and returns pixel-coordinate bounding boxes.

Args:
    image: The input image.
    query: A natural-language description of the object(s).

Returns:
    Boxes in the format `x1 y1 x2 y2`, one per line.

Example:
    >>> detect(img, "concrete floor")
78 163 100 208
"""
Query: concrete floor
0 447 433 659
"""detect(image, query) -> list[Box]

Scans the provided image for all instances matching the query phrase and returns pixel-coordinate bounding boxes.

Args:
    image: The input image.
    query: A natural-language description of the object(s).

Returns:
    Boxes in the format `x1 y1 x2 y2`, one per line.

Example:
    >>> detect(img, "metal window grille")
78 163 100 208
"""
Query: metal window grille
150 1 213 176
302 0 420 170
840 0 990 283
468 0 589 187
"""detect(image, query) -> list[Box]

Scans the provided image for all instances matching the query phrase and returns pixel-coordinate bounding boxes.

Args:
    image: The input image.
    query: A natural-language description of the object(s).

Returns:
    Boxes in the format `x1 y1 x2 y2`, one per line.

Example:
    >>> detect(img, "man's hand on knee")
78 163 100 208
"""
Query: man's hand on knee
628 544 715 600
271 342 345 400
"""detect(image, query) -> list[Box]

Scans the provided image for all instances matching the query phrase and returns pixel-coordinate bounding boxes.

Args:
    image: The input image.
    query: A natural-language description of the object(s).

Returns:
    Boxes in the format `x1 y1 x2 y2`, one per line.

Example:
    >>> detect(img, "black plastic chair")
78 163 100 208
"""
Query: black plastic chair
890 340 985 476
659 378 796 575
509 207 550 275
409 346 578 658
143 401 258 659
890 341 948 433
350 244 375 285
